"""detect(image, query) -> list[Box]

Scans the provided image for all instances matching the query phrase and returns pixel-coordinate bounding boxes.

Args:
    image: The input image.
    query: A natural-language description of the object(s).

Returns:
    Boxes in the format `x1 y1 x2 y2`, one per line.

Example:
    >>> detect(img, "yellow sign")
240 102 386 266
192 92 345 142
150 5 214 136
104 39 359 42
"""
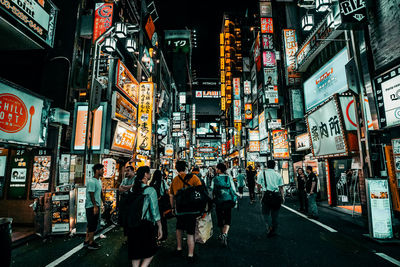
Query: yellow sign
136 82 153 151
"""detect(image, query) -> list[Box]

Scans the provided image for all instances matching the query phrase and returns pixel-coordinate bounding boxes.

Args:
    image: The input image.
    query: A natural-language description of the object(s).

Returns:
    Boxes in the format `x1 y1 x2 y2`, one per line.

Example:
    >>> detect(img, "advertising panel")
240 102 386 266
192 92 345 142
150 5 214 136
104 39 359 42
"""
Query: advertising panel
31 152 51 197
263 51 276 67
111 122 136 154
72 103 106 151
260 1 272 17
165 144 174 157
0 0 58 47
0 80 48 146
245 104 253 120
259 111 268 140
306 97 348 158
304 48 349 111
262 34 274 50
115 60 139 105
102 158 116 178
249 130 260 141
283 29 301 85
244 81 251 95
233 78 241 99
260 137 270 154
268 119 282 130
136 83 154 152
93 3 113 43
112 92 137 128
8 149 31 199
264 68 278 87
374 66 400 128
249 141 260 152
233 100 241 123
339 96 374 130
290 89 304 120
366 178 393 239
142 47 154 73
264 85 279 105
272 130 289 159
260 18 273 34
295 133 310 151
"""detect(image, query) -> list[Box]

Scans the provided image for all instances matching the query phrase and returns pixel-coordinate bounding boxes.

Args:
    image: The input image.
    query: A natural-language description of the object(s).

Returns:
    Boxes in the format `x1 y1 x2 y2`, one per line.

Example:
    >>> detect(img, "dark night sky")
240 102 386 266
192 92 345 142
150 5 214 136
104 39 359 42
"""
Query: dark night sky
154 0 255 78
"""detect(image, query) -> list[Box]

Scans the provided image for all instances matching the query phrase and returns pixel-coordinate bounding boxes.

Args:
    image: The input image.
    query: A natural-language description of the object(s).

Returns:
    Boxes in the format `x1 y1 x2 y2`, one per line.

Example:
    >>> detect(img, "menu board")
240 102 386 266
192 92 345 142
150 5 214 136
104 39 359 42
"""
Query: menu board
52 193 70 233
8 150 31 199
31 153 52 198
366 179 393 239
272 130 289 159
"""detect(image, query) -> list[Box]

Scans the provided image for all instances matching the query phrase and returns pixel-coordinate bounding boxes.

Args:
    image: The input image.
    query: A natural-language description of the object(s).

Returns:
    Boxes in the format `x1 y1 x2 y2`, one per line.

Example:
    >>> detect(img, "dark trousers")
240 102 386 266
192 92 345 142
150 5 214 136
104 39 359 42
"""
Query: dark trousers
262 202 280 232
298 190 308 212
248 183 255 201
160 217 168 241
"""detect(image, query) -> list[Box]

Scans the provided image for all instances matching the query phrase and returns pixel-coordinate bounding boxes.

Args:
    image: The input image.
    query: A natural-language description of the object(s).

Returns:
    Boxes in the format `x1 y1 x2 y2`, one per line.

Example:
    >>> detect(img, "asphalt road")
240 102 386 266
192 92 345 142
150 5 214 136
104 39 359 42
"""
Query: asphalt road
11 195 400 267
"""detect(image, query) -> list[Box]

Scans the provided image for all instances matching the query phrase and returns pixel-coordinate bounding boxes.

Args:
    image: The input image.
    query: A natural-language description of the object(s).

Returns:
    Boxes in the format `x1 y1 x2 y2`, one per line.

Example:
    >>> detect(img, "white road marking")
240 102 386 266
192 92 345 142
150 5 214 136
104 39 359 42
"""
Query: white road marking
45 225 115 267
282 204 338 232
375 253 400 266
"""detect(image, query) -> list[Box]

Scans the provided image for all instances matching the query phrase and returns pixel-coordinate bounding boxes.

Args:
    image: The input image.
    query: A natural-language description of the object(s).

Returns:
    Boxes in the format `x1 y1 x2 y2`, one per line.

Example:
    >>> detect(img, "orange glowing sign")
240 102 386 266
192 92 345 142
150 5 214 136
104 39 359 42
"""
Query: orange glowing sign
261 18 273 34
111 122 136 154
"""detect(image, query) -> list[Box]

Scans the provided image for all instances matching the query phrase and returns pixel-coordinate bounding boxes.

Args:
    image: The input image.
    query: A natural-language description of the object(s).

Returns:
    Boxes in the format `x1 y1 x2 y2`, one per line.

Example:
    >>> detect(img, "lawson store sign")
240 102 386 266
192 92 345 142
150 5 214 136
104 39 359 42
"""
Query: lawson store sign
304 48 349 111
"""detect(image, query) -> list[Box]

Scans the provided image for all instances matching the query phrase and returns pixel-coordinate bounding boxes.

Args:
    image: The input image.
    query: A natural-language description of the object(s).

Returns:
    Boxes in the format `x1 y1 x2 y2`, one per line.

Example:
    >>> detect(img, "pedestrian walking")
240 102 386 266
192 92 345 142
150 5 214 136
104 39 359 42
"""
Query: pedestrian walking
295 168 308 213
256 160 285 238
246 165 256 203
150 169 169 241
127 166 162 267
206 167 216 187
306 166 319 219
210 163 238 247
169 161 203 262
119 166 136 238
84 164 104 250
236 169 246 199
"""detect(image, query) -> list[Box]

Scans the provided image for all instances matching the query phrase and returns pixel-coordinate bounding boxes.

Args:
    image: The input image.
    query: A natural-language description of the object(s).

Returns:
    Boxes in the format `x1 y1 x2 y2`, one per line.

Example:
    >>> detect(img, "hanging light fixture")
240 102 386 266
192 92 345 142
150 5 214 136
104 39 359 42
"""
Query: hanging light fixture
327 11 335 28
301 14 314 31
104 37 117 53
316 0 331 12
115 22 127 39
126 37 137 53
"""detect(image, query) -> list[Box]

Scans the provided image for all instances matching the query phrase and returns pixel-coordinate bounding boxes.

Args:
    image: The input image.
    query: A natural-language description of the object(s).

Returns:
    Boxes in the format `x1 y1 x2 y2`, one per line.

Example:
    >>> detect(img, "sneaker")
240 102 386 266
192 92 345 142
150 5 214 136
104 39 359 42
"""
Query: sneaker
187 255 196 263
221 234 228 247
87 242 101 250
217 234 223 240
173 249 183 257
83 240 89 247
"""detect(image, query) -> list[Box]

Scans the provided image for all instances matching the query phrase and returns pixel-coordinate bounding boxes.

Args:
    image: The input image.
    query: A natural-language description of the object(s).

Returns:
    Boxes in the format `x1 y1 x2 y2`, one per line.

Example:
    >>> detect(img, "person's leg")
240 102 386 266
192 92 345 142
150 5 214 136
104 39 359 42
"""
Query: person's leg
187 234 195 257
161 217 168 241
270 208 280 233
262 201 272 232
140 257 154 267
310 194 318 217
132 260 140 267
298 190 304 211
176 229 183 250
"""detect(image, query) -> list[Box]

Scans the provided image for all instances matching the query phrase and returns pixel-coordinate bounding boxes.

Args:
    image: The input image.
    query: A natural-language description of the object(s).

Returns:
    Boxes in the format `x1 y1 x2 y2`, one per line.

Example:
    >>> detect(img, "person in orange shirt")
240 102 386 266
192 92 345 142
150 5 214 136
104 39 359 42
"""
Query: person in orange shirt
169 161 202 263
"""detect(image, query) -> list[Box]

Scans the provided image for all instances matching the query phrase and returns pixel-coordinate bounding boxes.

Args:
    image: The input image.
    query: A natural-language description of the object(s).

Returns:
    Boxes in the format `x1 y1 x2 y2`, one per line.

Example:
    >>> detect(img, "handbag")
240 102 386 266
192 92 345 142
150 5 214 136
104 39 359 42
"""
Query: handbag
262 171 282 210
195 212 213 244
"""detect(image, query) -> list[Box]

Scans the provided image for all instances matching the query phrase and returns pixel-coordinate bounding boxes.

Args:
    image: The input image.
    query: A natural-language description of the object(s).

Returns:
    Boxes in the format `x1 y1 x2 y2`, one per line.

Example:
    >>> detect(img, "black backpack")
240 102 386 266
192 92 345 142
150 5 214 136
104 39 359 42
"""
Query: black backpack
122 186 151 228
175 174 209 215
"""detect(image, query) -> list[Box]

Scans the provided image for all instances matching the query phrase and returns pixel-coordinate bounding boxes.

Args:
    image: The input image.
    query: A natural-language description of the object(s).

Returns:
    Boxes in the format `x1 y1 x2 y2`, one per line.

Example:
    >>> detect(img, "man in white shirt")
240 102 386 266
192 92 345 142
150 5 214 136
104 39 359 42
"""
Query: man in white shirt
256 160 285 237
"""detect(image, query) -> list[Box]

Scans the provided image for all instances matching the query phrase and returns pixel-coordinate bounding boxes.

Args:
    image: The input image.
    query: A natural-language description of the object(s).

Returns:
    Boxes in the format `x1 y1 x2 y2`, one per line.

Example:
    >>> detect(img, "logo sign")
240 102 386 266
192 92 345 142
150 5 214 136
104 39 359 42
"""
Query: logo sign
374 66 400 128
283 29 301 85
295 133 310 151
195 91 220 98
136 83 154 152
260 18 273 34
0 0 58 47
93 3 113 44
244 81 251 95
0 81 47 145
339 0 367 24
339 96 374 130
304 48 349 111
272 129 289 159
111 122 136 154
116 60 139 105
306 97 348 158
233 78 241 99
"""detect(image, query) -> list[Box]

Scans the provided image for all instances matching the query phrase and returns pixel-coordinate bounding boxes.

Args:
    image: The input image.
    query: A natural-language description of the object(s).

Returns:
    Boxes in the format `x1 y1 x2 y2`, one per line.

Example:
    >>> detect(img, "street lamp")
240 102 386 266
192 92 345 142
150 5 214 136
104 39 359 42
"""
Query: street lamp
126 37 137 53
115 22 127 38
302 14 314 31
316 0 331 12
104 37 117 53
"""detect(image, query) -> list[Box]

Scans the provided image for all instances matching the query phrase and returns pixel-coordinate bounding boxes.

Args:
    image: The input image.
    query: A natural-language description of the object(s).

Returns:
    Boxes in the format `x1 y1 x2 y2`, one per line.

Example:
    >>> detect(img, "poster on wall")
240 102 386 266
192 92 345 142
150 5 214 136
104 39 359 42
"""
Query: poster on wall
306 97 348 158
366 178 393 239
303 48 349 111
0 80 49 146
31 153 51 198
374 66 400 128
272 130 289 159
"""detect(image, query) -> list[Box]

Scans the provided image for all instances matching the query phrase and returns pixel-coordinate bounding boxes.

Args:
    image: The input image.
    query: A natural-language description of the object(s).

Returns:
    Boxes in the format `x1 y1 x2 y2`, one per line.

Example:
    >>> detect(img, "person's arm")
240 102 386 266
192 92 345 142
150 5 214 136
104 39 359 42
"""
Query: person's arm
310 180 316 194
229 176 238 195
169 182 175 214
147 188 163 240
90 192 98 214
279 186 285 204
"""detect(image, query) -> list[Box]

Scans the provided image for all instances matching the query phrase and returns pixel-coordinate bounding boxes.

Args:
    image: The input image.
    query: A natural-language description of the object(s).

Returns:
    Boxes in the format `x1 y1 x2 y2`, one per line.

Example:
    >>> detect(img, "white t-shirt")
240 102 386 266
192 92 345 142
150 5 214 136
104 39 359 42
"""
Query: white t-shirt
257 169 284 192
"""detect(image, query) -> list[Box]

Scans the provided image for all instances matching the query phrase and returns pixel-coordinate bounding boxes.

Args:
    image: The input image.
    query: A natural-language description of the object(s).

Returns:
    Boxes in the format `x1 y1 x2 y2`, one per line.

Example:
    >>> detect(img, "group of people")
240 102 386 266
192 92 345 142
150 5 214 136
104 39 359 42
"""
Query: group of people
83 159 290 267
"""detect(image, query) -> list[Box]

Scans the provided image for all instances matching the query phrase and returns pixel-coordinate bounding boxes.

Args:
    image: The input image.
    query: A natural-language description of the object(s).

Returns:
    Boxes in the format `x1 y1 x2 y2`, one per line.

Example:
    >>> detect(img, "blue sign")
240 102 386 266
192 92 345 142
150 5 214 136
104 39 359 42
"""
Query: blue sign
303 48 349 111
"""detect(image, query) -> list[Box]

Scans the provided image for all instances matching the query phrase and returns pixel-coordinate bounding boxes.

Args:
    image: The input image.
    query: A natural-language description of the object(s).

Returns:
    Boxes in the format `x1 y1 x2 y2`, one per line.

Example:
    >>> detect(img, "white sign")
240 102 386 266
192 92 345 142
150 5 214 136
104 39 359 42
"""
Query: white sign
268 119 282 130
339 96 374 130
366 179 393 239
378 72 400 127
248 130 260 141
295 133 310 151
233 100 241 122
306 98 347 157
244 81 251 95
259 111 268 140
102 158 116 178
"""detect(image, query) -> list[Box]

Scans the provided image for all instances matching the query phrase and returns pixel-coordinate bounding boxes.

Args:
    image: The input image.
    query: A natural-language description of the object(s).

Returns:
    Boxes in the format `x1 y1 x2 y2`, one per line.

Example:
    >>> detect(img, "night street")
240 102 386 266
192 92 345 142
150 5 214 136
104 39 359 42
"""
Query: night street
11 194 400 267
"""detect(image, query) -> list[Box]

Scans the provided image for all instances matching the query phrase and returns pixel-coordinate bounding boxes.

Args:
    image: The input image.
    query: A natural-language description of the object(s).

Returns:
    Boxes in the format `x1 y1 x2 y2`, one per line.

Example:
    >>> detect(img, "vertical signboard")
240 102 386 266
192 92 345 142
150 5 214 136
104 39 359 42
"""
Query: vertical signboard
283 29 301 85
272 130 289 159
245 104 253 120
259 111 268 140
366 178 394 239
260 18 273 34
233 78 241 100
244 80 251 95
93 3 113 43
137 83 154 152
31 150 51 198
290 89 304 120
115 60 139 105
233 100 241 123
8 149 31 199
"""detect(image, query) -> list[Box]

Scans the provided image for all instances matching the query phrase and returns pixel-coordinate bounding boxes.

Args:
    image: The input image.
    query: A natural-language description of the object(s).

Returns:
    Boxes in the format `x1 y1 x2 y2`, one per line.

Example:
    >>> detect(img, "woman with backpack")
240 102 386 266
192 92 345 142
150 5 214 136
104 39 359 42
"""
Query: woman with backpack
210 163 238 247
128 166 162 267
150 169 169 241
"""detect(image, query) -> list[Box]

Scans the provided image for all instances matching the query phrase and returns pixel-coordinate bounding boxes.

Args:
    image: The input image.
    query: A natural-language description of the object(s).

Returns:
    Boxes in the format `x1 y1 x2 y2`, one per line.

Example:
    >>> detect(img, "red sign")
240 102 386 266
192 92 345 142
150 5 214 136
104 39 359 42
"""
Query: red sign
263 51 276 67
261 18 273 34
262 34 274 50
0 94 28 133
93 3 114 44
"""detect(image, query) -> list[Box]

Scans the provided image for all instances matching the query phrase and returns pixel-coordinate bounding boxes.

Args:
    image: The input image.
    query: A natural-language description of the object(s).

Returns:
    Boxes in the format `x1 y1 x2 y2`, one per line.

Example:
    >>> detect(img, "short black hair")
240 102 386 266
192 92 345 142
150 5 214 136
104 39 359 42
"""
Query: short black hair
216 163 227 173
192 167 200 172
306 166 313 171
93 163 104 172
267 160 275 169
126 165 134 171
175 161 187 172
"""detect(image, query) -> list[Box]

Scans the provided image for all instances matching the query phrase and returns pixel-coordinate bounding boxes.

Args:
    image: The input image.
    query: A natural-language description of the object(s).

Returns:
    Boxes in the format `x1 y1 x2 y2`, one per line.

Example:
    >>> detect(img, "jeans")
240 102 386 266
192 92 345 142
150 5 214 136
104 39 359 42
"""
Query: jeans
262 202 280 232
308 193 318 217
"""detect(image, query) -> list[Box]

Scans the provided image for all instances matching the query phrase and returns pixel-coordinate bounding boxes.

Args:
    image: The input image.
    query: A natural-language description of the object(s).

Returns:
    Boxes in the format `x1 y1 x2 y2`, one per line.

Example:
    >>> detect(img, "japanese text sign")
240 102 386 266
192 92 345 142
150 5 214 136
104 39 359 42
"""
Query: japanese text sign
261 18 273 34
233 78 241 99
136 83 154 151
283 29 301 85
111 122 136 154
116 60 139 105
272 129 289 159
93 3 113 43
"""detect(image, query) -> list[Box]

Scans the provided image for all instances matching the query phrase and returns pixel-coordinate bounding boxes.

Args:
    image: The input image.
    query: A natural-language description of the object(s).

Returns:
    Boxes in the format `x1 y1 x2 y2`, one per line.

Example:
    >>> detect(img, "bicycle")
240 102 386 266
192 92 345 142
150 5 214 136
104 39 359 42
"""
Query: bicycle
284 182 297 200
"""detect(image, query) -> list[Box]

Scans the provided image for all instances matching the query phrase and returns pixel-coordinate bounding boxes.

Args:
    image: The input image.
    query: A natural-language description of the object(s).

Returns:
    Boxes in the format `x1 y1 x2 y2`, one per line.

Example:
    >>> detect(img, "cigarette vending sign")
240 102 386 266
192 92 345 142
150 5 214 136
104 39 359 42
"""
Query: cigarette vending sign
0 80 48 146
93 3 113 43
136 83 154 152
